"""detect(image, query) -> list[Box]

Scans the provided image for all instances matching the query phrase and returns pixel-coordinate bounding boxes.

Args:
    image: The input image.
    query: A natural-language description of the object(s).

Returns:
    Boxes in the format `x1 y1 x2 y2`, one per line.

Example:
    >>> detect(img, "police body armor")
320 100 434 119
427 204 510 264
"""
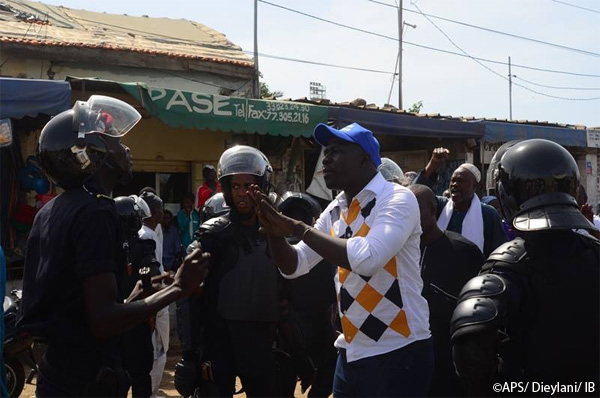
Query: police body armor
198 212 279 322
451 232 600 394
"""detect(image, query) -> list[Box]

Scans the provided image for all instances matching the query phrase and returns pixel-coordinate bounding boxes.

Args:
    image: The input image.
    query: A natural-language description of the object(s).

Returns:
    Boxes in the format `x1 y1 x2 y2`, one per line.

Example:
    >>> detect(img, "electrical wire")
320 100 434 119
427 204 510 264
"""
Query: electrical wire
551 0 600 14
411 2 600 100
258 0 600 78
243 50 396 75
368 0 600 57
258 0 397 41
387 51 400 104
513 76 600 91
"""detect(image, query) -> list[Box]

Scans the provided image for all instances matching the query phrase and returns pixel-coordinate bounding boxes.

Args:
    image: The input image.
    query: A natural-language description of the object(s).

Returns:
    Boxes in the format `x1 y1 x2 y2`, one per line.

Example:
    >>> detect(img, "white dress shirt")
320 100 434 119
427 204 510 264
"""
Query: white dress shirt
283 172 430 362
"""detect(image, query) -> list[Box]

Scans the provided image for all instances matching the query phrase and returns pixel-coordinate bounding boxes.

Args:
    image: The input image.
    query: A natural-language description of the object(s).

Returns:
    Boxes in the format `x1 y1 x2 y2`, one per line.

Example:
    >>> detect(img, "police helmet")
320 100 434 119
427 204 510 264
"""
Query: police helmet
278 192 322 225
217 145 273 206
496 139 592 231
201 192 229 222
38 96 141 189
115 195 151 238
486 140 521 193
377 158 404 183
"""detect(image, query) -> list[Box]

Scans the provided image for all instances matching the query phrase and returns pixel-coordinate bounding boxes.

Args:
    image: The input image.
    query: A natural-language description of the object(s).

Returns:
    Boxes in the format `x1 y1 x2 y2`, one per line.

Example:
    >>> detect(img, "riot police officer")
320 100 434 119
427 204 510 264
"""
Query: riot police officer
115 195 162 397
176 145 281 397
17 96 209 397
450 139 600 396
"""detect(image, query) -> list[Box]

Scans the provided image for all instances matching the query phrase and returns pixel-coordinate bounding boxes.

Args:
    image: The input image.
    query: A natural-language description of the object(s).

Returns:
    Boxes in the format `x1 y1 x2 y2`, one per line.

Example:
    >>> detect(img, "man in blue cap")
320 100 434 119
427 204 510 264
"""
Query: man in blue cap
249 123 433 397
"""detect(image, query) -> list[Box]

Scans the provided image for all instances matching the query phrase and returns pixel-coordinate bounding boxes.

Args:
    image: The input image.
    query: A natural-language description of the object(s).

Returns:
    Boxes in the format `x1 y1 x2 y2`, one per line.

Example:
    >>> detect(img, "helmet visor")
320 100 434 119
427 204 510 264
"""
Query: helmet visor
218 145 271 179
378 158 404 182
74 95 141 138
130 195 152 219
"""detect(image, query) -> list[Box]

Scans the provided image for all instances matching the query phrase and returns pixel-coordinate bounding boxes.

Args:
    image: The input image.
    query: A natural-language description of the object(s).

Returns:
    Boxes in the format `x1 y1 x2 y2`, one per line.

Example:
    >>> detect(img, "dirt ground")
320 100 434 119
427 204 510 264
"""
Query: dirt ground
19 338 310 398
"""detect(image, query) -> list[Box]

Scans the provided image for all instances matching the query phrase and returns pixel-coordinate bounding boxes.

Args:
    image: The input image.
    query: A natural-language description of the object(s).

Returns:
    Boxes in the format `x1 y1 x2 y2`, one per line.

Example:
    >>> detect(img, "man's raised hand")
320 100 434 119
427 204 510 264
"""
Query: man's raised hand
431 147 450 164
248 184 298 237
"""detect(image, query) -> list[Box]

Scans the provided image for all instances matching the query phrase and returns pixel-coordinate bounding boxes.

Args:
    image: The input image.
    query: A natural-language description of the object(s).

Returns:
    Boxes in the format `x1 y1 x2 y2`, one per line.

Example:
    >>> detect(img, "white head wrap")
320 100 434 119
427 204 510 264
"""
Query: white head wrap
456 163 481 183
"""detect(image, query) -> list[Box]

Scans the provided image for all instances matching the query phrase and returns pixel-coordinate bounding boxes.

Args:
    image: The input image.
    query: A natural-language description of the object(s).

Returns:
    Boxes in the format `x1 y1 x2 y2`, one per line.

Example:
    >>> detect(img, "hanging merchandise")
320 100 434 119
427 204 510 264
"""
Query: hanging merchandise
0 118 13 147
17 156 49 194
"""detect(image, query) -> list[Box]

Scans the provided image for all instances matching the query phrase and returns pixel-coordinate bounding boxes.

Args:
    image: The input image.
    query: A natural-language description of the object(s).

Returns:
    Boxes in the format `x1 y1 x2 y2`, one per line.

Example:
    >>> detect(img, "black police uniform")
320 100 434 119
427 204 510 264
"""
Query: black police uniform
120 236 161 398
18 186 130 397
451 231 599 395
186 211 280 397
451 139 600 396
279 257 337 398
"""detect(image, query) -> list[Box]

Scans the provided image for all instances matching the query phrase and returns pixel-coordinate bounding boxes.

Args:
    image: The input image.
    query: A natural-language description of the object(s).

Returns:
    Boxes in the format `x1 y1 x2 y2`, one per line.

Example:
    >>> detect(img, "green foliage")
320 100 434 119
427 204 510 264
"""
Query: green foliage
260 82 283 99
408 100 424 113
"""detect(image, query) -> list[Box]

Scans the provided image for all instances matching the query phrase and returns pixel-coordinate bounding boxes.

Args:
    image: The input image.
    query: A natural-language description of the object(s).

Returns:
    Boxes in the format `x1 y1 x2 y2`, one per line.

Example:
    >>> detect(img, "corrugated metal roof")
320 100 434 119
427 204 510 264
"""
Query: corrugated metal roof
289 97 589 130
0 0 253 68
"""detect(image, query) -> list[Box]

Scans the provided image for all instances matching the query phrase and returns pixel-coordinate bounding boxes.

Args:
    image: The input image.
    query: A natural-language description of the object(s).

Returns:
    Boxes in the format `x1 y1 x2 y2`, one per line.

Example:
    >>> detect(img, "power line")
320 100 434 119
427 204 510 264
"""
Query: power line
402 41 600 78
411 2 600 101
258 0 600 78
258 0 397 41
513 76 600 91
243 50 396 75
551 0 600 14
368 0 600 58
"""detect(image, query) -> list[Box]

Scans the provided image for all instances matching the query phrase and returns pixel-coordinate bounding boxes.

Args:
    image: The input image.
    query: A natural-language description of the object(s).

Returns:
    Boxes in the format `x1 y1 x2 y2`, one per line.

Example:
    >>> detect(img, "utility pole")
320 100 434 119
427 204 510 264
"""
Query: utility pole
254 0 260 98
397 0 403 109
508 56 513 120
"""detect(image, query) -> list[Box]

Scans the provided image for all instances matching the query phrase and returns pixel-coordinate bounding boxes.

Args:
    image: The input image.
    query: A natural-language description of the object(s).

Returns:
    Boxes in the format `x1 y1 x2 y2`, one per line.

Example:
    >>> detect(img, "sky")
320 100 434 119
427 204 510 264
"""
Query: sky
40 0 600 127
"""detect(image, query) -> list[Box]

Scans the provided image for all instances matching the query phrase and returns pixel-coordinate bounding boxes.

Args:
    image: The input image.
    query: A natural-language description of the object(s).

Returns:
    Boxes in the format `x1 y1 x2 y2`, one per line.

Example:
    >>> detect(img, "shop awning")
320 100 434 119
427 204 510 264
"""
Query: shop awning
117 82 328 137
329 107 485 138
482 121 587 147
0 78 71 119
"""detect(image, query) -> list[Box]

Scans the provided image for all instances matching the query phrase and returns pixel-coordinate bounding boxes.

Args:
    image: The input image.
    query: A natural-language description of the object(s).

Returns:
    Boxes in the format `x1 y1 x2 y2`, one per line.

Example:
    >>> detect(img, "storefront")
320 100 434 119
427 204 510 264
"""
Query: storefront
0 77 72 273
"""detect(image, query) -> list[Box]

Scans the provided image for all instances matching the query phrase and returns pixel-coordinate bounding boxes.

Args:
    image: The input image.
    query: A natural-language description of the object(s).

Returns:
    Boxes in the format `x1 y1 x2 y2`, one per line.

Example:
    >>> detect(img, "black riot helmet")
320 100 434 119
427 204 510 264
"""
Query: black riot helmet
115 195 151 238
495 138 592 232
278 192 322 225
217 145 273 207
486 140 521 193
201 192 229 222
38 96 141 189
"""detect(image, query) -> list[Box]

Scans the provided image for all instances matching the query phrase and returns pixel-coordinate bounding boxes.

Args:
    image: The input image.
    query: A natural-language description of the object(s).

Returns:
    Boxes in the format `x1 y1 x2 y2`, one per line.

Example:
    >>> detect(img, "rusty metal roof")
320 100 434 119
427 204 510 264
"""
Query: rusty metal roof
289 97 589 130
0 0 254 68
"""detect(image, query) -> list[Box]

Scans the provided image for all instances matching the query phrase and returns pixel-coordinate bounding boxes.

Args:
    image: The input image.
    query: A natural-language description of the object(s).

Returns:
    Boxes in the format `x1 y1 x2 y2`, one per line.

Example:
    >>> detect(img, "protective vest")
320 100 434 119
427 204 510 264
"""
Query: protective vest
198 213 280 323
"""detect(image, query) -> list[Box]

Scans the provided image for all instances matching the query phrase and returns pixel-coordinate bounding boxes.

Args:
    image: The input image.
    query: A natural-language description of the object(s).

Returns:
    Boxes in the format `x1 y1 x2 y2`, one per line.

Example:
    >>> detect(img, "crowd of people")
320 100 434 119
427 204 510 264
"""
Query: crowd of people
6 95 599 397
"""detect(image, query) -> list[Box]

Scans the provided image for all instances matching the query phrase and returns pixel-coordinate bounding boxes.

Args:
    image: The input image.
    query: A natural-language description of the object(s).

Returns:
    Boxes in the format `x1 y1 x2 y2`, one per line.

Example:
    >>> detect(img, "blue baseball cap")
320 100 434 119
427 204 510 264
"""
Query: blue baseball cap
313 123 382 167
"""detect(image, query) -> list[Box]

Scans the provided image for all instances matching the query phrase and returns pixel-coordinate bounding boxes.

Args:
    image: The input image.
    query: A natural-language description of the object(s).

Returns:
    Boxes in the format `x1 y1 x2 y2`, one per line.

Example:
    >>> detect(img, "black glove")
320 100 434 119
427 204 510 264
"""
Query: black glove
174 357 200 398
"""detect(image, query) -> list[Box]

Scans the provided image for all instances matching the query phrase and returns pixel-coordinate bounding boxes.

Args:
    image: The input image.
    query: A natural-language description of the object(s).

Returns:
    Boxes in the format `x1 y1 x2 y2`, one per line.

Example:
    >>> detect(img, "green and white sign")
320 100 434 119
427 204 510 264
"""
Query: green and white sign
121 83 328 137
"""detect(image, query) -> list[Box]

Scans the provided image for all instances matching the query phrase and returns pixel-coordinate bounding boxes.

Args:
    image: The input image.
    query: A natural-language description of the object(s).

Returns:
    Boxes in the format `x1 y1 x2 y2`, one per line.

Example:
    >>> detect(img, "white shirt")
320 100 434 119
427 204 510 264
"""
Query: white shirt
139 224 164 273
594 215 600 231
283 172 430 362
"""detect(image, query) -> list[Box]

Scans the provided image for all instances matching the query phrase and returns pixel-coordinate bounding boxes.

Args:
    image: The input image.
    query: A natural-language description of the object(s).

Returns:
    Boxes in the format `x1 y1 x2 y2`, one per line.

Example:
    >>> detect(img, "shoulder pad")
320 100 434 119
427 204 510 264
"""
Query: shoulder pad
458 274 507 301
486 237 527 264
450 297 499 340
196 214 232 238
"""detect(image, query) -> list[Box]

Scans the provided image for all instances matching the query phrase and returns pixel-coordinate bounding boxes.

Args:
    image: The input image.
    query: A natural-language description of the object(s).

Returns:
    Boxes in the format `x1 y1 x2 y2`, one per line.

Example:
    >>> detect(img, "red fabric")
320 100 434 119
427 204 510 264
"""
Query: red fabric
196 182 221 209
